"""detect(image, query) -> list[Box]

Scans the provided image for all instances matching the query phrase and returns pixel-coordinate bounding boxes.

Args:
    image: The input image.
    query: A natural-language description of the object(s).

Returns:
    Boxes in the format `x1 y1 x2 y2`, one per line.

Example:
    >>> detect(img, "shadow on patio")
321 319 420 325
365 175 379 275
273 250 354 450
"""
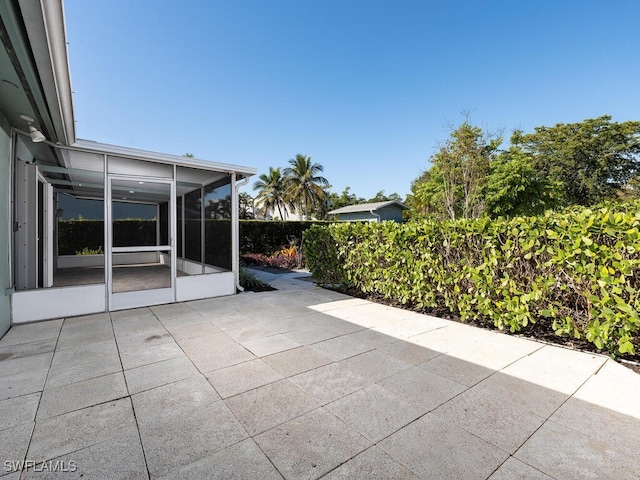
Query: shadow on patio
1 272 639 479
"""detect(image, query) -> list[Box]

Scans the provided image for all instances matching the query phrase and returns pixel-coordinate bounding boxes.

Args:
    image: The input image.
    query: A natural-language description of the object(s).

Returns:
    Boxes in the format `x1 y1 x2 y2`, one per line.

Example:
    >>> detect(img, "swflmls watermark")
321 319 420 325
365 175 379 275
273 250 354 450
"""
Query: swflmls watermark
4 460 77 473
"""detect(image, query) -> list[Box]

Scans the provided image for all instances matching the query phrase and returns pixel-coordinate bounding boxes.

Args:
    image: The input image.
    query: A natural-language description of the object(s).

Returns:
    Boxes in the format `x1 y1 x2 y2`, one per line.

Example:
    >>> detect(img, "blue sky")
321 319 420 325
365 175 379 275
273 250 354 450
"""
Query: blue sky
64 0 640 200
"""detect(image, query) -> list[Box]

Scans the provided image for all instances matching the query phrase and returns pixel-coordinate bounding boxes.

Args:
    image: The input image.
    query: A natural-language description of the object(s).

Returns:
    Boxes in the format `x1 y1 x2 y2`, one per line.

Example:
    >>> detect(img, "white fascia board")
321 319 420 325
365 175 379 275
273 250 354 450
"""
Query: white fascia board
72 138 257 177
41 0 75 144
17 0 75 144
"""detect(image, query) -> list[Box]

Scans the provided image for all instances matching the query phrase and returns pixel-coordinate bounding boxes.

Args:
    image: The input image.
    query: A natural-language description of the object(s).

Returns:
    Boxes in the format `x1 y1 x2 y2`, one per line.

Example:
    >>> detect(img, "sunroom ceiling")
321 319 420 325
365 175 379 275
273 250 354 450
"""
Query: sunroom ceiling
37 149 235 204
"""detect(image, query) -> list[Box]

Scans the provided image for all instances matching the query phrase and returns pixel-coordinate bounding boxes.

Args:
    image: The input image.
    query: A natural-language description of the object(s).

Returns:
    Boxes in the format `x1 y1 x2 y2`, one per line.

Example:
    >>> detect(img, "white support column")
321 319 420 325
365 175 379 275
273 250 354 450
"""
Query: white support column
231 173 239 291
232 175 250 292
200 185 205 271
156 204 160 247
103 154 111 309
43 182 54 287
170 165 177 297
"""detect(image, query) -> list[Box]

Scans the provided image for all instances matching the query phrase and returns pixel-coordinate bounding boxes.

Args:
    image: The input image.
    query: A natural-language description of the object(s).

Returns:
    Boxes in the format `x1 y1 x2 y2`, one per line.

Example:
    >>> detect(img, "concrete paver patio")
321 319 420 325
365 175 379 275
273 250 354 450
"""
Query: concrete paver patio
1 270 639 479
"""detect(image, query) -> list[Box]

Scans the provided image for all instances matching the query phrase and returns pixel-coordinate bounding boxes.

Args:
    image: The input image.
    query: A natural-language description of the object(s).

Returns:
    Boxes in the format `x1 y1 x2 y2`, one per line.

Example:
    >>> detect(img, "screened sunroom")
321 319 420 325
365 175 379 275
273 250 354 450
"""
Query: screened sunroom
11 137 255 323
0 0 256 329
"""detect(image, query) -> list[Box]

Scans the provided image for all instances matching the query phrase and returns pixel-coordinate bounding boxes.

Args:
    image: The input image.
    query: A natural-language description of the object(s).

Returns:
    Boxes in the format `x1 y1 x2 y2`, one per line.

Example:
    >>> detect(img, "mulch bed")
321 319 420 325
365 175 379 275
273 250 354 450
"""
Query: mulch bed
242 283 277 293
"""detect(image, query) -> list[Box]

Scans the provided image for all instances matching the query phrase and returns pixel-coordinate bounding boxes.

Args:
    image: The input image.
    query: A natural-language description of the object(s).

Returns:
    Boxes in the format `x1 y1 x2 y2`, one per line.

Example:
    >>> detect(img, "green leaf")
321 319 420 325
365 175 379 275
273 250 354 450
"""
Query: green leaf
618 340 635 355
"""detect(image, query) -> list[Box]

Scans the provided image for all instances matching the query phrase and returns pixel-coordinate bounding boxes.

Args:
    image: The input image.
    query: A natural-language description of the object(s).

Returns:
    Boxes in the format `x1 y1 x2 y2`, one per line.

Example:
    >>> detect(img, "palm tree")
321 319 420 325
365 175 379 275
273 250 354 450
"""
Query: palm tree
238 192 255 219
283 154 329 220
253 167 288 220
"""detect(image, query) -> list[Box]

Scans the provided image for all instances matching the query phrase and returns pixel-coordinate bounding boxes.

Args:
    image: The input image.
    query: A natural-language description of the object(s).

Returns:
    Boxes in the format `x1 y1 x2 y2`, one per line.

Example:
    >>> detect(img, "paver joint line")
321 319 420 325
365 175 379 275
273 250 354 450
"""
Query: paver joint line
110 313 153 480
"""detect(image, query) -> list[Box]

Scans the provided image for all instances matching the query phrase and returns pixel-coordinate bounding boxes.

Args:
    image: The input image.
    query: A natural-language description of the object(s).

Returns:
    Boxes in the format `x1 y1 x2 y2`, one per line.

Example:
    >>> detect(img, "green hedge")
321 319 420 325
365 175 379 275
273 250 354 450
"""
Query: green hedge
59 219 327 257
304 203 640 356
58 220 156 255
58 220 103 255
239 220 327 255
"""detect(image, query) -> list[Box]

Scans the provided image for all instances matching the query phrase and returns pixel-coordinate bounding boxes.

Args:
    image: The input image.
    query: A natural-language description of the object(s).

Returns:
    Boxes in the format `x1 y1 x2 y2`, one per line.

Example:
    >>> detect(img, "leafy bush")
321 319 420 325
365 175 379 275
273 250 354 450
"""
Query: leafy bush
270 245 305 269
60 218 325 258
240 220 327 255
58 219 155 255
239 266 263 290
58 219 104 255
75 246 104 255
241 245 305 270
304 202 640 356
240 253 271 266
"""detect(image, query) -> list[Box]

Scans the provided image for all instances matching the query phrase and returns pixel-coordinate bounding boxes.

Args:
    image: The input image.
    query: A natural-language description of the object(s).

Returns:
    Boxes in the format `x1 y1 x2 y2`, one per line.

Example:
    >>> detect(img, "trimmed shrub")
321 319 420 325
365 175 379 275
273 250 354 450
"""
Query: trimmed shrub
57 219 103 255
58 219 156 255
304 202 640 356
239 220 327 255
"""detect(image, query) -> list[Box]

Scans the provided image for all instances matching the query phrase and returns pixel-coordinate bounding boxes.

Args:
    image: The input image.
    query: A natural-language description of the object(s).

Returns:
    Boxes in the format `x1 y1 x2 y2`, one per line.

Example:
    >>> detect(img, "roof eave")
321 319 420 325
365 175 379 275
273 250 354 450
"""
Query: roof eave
72 138 257 177
18 0 75 144
328 201 408 215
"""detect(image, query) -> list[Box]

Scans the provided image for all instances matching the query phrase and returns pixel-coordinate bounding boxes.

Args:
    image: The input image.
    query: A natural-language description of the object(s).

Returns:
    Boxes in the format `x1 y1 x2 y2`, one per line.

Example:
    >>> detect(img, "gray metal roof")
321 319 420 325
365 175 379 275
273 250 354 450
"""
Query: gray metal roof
328 201 408 215
72 139 257 177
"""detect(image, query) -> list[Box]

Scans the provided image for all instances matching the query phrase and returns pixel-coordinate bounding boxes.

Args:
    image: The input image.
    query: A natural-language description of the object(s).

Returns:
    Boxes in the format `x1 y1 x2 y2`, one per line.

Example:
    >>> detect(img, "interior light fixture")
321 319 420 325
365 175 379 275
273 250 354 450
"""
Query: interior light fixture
29 125 46 142
19 114 46 142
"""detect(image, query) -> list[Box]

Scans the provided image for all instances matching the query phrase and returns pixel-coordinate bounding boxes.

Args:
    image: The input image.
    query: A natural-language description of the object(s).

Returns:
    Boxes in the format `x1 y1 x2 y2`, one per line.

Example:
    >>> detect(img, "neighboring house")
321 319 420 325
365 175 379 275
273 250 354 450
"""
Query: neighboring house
328 201 408 223
253 202 305 221
0 0 255 333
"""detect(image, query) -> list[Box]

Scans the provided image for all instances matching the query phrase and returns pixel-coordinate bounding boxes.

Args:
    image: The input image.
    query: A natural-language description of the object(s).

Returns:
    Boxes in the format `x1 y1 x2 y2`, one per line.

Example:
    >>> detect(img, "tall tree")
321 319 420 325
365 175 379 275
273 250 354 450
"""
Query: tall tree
283 154 329 220
406 167 448 219
516 116 640 206
482 147 560 218
252 167 289 220
238 192 255 219
427 120 501 220
368 190 404 203
327 186 366 211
